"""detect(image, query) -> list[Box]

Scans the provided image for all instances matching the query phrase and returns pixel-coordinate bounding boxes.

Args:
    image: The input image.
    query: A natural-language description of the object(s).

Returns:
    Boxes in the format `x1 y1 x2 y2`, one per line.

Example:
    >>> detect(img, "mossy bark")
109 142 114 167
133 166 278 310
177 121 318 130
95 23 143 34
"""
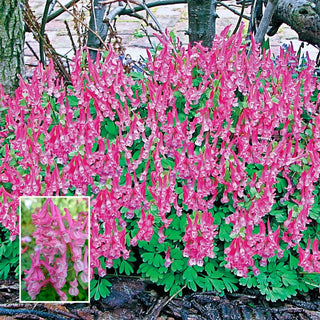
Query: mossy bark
269 0 320 47
187 0 218 48
0 0 25 96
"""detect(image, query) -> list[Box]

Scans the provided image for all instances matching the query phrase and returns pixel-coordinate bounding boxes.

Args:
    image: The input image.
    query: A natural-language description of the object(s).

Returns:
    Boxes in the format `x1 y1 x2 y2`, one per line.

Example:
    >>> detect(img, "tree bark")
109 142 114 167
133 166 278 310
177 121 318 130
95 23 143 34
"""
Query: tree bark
254 0 279 44
87 0 109 61
0 0 25 96
269 0 320 47
187 0 218 48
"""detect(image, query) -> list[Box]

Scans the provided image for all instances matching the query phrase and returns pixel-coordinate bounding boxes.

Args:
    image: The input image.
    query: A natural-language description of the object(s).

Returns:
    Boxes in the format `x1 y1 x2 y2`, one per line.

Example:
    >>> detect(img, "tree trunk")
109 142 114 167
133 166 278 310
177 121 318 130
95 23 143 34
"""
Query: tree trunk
0 0 25 96
254 0 279 44
269 0 320 47
187 0 218 48
87 0 109 61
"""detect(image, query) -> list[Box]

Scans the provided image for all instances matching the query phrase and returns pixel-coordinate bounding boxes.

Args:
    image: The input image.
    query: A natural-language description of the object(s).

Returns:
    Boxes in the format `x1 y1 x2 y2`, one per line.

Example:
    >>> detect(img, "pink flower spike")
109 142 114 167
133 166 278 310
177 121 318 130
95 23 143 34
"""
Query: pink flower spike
298 238 312 272
164 246 173 268
70 278 78 288
158 226 166 243
64 208 74 229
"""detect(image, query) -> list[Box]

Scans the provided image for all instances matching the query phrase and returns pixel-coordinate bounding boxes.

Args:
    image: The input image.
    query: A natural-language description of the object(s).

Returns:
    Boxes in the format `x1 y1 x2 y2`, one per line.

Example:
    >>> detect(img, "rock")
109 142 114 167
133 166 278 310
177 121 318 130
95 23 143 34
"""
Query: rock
100 277 146 309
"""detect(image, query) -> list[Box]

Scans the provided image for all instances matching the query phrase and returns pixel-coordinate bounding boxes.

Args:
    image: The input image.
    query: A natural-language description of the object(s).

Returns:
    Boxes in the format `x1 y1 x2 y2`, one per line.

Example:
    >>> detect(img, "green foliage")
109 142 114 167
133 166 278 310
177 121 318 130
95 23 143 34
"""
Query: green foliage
239 254 320 302
90 277 112 300
133 29 145 38
0 226 19 280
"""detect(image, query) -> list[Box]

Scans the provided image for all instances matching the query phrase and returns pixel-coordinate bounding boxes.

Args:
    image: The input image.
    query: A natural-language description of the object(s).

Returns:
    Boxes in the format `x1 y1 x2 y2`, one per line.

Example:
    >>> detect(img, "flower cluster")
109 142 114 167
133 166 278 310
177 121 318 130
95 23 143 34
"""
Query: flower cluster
23 199 88 301
183 211 217 267
298 237 320 273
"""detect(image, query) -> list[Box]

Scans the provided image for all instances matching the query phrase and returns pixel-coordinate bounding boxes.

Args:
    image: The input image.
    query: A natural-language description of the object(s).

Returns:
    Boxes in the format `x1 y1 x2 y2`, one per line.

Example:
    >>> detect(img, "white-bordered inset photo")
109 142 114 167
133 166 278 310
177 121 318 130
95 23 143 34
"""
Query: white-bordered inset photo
19 196 90 303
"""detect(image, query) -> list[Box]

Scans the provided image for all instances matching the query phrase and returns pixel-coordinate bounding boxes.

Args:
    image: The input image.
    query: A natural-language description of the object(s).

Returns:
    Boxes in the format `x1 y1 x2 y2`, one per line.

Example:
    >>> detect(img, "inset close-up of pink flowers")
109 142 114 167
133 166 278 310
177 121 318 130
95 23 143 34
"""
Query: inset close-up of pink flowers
20 197 89 302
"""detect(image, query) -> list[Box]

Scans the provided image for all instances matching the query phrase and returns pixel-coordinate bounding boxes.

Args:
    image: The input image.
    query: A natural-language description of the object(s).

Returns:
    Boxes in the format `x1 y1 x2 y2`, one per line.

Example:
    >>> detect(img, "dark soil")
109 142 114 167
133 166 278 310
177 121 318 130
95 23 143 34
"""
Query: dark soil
1 278 320 320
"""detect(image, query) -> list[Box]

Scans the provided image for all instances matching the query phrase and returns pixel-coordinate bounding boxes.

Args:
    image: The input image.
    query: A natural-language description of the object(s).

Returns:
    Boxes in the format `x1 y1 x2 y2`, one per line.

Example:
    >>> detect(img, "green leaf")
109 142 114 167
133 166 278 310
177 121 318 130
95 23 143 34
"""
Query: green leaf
187 280 197 291
170 284 182 297
94 288 101 300
99 279 111 298
161 158 175 170
99 256 106 270
257 272 268 285
282 271 299 287
132 149 141 160
239 276 257 288
222 275 238 292
219 224 232 241
210 270 223 279
138 262 150 274
153 253 164 268
210 278 225 292
261 38 270 51
302 273 320 289
0 264 10 280
130 71 145 80
164 274 175 292
101 118 119 140
289 254 299 270
183 267 197 282
271 287 290 301
119 260 133 275
166 229 182 241
170 248 183 260
0 245 4 258
90 287 97 298
175 187 183 195
268 273 282 287
194 276 206 289
20 99 27 107
202 278 213 291
205 262 216 275
3 243 12 258
171 259 185 272
261 287 276 302
101 278 112 287
148 267 161 282
67 95 79 107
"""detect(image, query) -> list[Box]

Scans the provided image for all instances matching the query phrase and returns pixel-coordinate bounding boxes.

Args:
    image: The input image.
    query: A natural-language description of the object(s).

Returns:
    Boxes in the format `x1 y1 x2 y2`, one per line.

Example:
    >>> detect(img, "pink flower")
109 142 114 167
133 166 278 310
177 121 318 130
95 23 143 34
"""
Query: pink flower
183 211 217 267
158 226 166 243
69 278 79 296
130 209 154 246
164 247 173 268
69 286 79 296
225 237 256 277
298 237 320 273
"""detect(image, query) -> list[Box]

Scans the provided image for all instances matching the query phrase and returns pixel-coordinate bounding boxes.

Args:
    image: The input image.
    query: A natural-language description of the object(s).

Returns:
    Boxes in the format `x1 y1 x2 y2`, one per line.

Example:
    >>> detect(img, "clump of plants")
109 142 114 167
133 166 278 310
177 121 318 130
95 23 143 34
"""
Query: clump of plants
1 26 320 302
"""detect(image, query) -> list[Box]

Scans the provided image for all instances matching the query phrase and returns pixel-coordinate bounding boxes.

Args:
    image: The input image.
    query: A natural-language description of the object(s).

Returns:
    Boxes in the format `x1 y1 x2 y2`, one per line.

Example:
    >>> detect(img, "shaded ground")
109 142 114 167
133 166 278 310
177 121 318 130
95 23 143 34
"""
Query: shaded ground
1 278 320 320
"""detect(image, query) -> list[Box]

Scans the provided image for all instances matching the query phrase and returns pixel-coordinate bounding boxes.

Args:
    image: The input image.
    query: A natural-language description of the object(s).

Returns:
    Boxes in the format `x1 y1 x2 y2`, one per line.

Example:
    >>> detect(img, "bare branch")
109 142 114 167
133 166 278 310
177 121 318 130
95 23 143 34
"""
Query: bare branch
254 0 279 44
47 0 81 22
218 1 250 20
64 20 77 54
56 0 108 49
102 0 188 20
